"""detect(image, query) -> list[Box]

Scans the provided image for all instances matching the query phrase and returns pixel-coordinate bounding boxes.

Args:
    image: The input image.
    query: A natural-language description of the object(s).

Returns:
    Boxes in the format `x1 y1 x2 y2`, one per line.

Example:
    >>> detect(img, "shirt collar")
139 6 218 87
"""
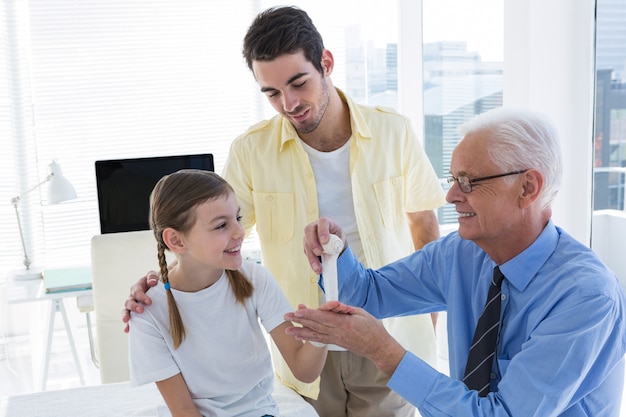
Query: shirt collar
278 87 372 152
337 88 373 140
499 219 559 291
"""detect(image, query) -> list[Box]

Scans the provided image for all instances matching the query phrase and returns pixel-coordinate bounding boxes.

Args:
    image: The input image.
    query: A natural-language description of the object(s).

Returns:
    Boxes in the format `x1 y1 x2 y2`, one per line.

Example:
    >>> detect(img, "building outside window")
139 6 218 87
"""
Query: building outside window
421 0 503 225
594 0 626 212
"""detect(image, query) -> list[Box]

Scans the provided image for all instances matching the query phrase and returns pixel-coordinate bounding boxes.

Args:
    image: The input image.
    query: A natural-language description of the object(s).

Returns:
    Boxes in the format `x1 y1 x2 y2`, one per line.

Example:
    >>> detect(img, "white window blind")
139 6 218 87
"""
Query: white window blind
1 0 41 275
11 0 261 270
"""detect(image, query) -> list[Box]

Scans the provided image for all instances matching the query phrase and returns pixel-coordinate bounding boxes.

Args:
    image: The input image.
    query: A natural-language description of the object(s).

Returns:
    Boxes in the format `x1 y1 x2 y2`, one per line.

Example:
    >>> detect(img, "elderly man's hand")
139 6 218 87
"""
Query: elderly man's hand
284 301 406 375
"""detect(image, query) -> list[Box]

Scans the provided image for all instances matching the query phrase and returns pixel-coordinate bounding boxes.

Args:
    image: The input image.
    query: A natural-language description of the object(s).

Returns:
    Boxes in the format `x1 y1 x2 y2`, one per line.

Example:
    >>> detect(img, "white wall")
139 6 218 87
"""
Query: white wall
592 210 626 289
503 0 596 246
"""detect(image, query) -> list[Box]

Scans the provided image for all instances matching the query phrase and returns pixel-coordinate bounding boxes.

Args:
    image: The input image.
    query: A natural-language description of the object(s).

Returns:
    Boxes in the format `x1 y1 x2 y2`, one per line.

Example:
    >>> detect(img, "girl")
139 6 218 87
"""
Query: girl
129 170 327 417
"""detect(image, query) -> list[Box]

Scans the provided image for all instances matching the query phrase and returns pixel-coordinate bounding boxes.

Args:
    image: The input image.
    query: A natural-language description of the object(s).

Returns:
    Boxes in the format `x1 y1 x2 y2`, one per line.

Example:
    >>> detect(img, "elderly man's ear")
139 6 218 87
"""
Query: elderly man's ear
519 169 543 208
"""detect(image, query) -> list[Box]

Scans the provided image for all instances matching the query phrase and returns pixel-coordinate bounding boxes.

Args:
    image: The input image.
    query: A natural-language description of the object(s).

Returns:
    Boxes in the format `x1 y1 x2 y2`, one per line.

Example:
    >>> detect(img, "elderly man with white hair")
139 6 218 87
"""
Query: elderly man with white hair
288 107 626 417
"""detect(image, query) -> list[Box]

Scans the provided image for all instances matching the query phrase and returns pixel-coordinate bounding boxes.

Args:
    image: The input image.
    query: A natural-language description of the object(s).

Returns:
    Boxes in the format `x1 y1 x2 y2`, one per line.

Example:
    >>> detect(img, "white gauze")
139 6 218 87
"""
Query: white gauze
321 234 343 302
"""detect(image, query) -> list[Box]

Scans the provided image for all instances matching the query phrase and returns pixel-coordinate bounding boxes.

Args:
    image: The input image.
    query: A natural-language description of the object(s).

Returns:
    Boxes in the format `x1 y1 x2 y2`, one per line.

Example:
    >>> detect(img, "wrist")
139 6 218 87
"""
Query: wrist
372 342 406 376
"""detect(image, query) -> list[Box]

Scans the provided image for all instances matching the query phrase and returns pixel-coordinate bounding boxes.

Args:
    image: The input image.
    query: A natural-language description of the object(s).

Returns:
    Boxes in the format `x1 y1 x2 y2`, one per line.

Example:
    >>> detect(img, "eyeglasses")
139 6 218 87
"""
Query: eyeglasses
446 169 528 193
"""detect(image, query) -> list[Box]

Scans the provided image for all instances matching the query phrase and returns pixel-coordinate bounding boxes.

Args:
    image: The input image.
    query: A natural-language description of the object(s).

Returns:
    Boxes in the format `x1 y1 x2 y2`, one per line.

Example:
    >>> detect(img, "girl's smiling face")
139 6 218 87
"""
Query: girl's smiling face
180 192 245 275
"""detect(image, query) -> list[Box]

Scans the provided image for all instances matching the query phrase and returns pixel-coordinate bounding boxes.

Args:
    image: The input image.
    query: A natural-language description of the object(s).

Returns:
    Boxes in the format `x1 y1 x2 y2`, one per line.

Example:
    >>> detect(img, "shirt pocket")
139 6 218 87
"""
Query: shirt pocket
372 176 404 227
252 192 294 243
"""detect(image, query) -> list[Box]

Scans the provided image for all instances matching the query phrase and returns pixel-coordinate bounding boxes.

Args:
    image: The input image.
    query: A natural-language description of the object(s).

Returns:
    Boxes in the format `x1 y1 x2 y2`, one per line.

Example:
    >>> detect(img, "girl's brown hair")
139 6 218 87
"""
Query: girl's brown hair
149 169 253 348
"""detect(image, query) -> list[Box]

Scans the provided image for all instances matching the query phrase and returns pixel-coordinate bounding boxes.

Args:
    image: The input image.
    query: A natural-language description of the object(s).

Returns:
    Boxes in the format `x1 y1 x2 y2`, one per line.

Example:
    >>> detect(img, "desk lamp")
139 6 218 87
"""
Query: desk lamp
10 160 77 280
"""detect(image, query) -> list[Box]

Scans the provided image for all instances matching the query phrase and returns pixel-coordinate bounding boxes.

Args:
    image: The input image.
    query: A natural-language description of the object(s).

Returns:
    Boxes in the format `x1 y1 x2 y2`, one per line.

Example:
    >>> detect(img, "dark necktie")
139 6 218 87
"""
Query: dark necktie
463 266 505 396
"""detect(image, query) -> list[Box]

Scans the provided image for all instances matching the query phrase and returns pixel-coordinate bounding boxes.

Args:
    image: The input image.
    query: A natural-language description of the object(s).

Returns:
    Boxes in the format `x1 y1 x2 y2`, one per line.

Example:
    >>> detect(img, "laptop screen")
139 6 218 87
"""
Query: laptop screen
95 153 214 234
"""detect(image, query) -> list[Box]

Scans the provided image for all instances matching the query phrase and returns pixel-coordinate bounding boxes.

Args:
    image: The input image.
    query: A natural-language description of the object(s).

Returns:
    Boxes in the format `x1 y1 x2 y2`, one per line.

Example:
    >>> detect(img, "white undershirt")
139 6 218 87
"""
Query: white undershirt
300 139 364 260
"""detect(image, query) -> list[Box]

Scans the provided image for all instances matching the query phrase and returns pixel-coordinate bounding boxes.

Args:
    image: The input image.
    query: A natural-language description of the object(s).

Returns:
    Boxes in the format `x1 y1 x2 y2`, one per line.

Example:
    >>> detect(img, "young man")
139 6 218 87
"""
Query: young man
291 108 626 416
124 6 446 417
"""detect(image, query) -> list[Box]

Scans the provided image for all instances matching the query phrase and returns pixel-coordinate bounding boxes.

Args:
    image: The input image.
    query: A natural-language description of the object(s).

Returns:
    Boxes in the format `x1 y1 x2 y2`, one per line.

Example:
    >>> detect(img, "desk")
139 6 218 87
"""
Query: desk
6 272 92 391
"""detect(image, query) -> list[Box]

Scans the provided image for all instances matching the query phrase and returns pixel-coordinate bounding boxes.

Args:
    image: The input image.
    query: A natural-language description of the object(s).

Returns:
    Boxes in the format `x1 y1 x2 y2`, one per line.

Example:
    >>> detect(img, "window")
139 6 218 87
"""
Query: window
591 0 626 285
421 0 504 225
594 0 626 212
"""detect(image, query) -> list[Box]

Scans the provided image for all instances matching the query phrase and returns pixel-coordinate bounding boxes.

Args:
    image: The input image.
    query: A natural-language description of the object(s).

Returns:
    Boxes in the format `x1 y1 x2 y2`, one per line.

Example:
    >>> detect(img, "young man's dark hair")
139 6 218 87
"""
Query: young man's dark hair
242 6 325 75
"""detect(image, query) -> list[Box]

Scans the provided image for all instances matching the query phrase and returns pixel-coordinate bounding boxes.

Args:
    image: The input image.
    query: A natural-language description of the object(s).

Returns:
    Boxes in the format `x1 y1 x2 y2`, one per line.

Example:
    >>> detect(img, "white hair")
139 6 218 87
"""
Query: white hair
458 107 563 211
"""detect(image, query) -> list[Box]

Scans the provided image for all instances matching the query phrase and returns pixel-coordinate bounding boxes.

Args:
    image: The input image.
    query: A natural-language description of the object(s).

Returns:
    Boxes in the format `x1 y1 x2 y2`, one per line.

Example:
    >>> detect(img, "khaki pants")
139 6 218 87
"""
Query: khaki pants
304 350 417 417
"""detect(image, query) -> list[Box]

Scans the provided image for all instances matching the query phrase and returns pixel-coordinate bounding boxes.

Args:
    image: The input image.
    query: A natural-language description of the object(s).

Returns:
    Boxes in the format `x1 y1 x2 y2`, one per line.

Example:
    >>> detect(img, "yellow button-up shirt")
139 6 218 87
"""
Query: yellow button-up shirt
222 89 446 398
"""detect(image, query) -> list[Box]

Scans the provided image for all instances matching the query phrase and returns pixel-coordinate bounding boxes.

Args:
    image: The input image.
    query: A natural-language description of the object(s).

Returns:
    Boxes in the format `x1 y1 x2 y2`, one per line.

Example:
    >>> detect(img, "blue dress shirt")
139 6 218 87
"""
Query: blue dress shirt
336 220 626 416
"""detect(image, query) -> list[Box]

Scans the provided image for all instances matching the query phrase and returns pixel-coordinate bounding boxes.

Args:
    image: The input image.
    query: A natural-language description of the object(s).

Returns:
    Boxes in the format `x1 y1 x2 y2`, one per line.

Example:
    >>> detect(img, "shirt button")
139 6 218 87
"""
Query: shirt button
501 294 507 301
490 373 497 380
265 195 273 201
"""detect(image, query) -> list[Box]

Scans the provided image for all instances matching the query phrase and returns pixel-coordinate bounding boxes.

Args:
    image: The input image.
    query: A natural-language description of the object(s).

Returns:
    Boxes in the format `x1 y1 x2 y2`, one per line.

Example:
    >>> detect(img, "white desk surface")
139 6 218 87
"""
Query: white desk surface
6 277 92 304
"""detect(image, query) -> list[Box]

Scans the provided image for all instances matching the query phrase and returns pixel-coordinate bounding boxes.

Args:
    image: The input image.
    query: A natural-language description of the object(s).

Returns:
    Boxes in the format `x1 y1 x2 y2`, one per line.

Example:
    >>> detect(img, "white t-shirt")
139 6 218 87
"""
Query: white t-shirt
129 261 293 417
300 139 364 261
